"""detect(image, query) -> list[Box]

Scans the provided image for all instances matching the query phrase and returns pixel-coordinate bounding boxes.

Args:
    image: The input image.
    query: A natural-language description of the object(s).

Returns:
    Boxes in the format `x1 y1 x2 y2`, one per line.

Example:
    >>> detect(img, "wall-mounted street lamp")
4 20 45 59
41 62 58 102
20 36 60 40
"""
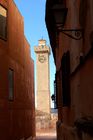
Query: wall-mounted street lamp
52 4 83 40
51 94 57 109
51 94 55 102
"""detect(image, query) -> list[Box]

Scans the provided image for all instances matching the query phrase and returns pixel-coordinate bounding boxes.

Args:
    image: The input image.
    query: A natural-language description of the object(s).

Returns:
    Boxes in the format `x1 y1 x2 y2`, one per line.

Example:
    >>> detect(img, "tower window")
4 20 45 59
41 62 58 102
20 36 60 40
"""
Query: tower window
0 5 7 40
8 69 14 101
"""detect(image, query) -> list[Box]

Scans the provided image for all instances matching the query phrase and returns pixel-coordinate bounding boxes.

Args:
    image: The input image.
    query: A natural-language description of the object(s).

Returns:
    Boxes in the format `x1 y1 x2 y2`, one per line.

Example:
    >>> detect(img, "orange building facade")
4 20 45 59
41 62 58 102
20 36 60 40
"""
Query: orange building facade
46 0 93 140
0 0 35 140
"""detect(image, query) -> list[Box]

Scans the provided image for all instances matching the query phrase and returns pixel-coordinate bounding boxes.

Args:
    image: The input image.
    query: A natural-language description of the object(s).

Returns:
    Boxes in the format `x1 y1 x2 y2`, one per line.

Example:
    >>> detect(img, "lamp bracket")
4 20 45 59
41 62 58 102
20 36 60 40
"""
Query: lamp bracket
58 28 83 40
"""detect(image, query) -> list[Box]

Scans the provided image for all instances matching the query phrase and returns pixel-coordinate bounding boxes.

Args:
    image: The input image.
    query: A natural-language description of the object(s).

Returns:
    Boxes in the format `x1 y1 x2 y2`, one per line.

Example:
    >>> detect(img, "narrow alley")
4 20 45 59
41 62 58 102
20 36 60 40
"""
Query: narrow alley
0 0 93 140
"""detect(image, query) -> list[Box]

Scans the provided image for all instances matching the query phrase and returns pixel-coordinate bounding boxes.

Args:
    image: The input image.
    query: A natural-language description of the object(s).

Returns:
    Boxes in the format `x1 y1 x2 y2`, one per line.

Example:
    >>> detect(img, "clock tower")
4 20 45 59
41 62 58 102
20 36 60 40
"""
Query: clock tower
34 39 51 114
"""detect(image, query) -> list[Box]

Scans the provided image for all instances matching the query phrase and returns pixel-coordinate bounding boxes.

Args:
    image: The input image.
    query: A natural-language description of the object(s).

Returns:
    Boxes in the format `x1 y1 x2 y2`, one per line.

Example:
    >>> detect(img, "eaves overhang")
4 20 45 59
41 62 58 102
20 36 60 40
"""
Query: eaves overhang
45 0 58 63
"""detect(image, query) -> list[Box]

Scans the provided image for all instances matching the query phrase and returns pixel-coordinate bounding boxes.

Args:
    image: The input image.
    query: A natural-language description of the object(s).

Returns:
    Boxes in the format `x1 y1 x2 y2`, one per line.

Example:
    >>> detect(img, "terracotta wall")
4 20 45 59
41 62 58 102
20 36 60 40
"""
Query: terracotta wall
46 0 93 140
56 0 93 139
0 0 35 140
70 0 93 120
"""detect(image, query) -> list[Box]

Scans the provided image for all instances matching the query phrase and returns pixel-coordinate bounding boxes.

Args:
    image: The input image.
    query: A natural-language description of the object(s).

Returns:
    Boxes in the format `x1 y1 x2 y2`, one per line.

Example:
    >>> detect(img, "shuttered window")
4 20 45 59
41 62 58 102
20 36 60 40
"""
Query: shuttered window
62 51 70 107
0 5 7 40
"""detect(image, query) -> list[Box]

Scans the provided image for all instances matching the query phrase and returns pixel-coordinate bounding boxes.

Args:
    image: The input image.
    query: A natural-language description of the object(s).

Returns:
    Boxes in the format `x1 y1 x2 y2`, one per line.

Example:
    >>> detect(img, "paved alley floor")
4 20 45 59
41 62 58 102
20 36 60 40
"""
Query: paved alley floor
36 129 56 140
36 136 56 140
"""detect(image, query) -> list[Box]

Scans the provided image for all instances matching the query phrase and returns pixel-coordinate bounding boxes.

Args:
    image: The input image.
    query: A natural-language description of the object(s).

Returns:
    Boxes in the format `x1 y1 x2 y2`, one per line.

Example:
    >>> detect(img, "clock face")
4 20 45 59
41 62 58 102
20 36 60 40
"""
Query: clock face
38 55 46 63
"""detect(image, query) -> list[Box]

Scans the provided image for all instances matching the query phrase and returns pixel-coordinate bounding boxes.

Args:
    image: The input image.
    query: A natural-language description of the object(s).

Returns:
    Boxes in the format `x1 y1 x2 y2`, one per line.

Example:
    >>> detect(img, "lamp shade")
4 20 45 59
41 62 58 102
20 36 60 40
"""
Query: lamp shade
52 4 68 28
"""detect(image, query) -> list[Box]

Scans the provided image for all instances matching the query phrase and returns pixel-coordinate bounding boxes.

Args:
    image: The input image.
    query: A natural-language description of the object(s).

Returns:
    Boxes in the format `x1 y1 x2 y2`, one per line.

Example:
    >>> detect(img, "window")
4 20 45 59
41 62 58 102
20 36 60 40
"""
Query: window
0 5 7 40
8 69 14 101
61 51 70 107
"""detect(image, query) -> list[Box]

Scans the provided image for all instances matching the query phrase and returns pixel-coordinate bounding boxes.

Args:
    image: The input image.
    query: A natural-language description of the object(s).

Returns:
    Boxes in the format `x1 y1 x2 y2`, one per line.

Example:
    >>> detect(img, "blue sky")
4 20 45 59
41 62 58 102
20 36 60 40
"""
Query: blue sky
14 0 56 108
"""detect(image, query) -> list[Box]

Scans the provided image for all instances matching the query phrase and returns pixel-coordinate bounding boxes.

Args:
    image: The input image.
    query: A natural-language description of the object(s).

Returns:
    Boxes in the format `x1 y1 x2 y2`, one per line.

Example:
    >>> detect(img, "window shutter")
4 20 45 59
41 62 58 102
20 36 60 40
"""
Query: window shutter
62 51 70 107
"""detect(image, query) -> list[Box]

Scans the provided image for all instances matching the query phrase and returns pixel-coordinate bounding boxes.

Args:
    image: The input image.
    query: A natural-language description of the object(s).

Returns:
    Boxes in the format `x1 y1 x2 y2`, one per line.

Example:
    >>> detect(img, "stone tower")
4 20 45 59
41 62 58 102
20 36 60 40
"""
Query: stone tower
34 39 51 114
